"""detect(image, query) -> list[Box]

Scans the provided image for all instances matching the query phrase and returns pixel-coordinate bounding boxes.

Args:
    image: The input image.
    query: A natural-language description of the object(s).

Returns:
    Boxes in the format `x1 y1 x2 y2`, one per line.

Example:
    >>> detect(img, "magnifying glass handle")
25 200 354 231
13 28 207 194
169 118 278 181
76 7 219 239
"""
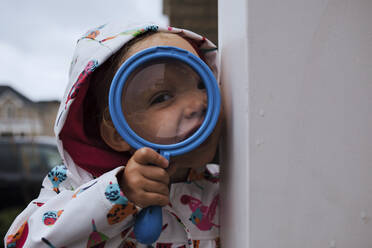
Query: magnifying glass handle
134 151 170 244
133 205 162 244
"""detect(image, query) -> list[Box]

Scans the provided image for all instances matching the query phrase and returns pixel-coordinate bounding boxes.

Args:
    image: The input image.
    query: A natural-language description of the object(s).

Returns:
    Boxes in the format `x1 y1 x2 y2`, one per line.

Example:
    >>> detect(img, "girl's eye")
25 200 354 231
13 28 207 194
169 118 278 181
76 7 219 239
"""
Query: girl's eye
150 93 173 105
197 81 205 89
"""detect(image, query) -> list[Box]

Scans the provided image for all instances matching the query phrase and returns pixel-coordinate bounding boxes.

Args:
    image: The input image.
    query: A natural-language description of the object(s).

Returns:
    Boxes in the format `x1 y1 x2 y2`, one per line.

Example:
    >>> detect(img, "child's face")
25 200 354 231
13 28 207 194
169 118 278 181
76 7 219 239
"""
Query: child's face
123 59 207 145
119 33 223 179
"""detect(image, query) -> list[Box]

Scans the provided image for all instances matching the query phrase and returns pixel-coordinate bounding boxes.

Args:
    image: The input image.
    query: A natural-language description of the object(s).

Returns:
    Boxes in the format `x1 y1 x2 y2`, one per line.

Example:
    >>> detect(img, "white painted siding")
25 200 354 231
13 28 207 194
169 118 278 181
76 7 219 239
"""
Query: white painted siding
219 0 372 247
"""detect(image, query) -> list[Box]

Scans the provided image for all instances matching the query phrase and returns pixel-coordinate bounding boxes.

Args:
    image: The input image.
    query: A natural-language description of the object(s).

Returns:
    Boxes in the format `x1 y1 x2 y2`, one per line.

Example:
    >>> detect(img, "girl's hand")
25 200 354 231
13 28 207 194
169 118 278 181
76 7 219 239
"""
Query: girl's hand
118 147 170 208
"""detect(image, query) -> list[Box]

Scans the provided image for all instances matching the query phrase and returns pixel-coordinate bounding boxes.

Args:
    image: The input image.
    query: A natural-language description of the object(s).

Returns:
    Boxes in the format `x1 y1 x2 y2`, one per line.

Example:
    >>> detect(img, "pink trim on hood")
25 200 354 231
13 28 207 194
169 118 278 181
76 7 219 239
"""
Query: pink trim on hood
59 62 129 177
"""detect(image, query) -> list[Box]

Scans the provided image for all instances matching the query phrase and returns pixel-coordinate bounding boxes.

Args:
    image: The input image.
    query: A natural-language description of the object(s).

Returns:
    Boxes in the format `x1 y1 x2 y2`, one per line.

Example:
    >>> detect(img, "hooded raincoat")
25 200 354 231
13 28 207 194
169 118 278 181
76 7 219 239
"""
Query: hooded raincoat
5 23 220 248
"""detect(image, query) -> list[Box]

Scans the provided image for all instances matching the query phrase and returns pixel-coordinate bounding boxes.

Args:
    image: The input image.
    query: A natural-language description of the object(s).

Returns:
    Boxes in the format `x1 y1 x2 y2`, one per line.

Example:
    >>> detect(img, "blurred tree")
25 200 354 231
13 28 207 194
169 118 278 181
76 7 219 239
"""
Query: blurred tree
163 0 218 44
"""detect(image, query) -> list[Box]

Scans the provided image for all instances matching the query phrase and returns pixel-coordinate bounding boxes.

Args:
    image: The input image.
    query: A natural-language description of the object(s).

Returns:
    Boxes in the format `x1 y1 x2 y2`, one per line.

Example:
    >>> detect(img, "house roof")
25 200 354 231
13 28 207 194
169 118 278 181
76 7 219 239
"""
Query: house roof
0 85 34 104
0 85 60 105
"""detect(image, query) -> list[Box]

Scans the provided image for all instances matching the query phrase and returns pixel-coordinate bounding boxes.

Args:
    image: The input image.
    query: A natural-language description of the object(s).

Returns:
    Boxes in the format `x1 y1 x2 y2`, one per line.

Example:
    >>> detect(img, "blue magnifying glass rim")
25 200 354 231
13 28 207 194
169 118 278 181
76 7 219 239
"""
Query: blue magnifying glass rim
109 46 220 158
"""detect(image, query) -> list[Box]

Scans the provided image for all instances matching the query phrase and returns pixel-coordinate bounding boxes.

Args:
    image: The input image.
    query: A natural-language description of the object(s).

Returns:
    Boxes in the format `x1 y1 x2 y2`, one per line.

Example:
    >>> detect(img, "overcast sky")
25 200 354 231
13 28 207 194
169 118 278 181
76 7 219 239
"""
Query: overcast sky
0 0 168 101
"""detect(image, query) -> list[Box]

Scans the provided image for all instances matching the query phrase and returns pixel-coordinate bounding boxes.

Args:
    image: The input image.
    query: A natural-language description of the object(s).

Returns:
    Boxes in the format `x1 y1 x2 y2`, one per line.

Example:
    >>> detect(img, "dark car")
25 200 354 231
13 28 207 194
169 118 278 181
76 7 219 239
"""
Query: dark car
0 136 63 208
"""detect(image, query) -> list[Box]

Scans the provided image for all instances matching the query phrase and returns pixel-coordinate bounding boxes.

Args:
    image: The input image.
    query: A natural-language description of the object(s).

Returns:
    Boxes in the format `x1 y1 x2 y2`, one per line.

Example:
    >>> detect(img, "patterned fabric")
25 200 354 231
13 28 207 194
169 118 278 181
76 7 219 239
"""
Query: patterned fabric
5 23 220 248
5 165 220 247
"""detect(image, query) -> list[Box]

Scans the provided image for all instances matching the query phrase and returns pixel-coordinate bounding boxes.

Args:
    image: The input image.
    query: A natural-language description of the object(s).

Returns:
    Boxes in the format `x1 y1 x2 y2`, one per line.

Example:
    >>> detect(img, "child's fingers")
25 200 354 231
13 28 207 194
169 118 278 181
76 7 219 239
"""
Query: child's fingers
133 147 169 169
142 179 169 197
139 192 169 207
140 166 170 185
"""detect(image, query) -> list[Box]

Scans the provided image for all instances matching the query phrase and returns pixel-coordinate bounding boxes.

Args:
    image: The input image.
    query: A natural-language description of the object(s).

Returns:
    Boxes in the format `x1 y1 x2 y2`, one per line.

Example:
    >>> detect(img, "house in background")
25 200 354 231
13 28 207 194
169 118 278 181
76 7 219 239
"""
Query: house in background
0 85 60 137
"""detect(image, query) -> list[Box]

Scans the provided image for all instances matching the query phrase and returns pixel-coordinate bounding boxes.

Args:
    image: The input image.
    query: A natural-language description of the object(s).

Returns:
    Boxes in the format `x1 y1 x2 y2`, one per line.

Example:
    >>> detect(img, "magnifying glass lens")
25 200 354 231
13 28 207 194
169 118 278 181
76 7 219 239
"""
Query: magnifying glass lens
122 58 208 145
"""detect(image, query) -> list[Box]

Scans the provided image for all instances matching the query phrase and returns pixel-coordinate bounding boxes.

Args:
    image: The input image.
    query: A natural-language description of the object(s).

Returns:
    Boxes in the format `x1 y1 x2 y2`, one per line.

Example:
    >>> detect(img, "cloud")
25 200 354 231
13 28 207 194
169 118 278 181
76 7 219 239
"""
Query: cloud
0 0 168 101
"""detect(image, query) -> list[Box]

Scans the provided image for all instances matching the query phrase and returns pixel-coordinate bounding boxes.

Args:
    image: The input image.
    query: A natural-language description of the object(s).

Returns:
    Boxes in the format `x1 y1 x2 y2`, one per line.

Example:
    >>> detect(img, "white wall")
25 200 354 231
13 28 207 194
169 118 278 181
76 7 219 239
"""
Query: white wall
219 0 372 247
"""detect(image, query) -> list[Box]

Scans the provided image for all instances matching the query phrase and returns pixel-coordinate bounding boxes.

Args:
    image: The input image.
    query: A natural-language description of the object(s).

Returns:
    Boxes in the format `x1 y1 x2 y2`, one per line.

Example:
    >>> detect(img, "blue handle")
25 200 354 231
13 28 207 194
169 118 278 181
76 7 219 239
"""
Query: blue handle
133 152 169 244
134 205 163 244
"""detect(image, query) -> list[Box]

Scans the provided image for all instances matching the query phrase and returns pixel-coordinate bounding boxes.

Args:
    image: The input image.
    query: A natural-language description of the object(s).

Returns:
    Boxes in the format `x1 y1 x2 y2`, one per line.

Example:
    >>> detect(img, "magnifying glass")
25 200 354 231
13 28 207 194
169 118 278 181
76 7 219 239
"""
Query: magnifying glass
109 46 220 244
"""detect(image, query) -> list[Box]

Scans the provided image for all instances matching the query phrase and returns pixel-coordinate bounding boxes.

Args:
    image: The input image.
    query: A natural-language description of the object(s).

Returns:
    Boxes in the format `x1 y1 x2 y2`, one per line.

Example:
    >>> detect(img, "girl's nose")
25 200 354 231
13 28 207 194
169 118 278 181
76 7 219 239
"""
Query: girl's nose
183 92 207 119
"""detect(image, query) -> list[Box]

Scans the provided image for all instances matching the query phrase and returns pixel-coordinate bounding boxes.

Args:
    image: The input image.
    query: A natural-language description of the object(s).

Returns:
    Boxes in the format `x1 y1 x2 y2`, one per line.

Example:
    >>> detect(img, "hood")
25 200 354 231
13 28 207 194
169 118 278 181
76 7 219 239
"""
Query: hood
54 23 219 178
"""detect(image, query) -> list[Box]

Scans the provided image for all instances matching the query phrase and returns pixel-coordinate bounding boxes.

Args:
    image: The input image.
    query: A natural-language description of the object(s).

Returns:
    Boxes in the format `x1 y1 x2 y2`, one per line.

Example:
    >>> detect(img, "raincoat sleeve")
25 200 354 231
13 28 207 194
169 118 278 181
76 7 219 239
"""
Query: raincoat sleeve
4 165 139 247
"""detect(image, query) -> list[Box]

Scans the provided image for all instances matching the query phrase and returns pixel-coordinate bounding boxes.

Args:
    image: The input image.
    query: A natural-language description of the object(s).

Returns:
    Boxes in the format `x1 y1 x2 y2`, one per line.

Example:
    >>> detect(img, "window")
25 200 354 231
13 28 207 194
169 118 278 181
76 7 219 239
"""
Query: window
0 143 21 173
5 103 15 119
20 144 62 174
